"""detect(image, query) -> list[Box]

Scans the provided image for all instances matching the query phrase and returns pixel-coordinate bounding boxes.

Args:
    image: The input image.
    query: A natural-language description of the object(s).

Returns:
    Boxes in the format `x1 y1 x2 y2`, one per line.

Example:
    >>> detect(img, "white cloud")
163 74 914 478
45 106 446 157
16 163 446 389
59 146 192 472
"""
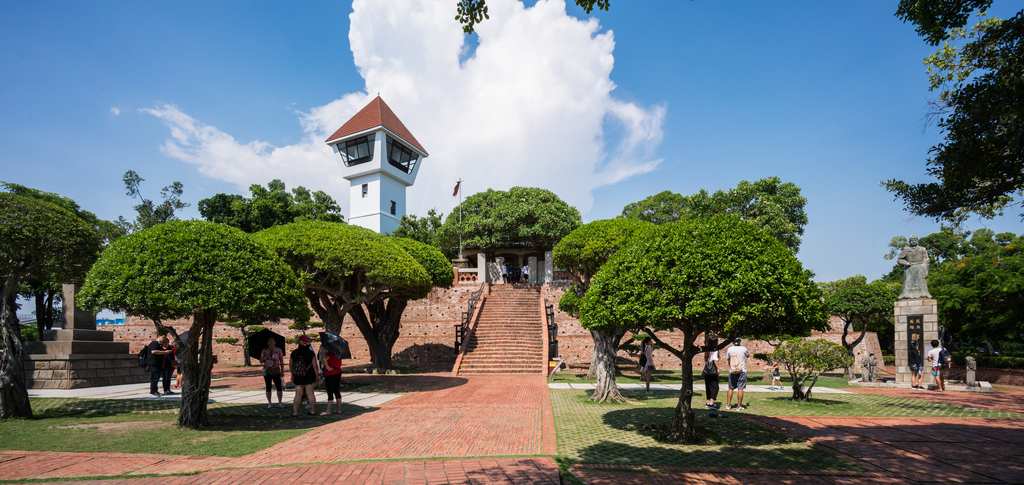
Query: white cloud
110 107 120 116
144 0 665 218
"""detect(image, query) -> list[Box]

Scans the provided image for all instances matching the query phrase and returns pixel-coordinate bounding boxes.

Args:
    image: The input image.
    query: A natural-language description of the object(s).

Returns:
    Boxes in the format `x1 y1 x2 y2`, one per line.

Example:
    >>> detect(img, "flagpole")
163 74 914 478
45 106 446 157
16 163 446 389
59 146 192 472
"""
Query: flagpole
458 179 463 260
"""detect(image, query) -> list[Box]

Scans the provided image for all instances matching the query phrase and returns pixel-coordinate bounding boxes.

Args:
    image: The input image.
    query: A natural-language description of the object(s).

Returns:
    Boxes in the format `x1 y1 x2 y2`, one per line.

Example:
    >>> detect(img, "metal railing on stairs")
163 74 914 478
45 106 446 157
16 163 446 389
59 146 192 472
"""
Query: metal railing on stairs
454 286 484 355
546 303 558 359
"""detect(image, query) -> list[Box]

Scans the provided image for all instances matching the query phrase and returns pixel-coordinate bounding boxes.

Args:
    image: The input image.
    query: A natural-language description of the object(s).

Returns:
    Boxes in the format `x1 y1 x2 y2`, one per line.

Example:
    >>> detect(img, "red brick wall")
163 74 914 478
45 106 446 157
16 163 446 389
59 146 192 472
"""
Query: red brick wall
541 283 881 373
113 285 485 367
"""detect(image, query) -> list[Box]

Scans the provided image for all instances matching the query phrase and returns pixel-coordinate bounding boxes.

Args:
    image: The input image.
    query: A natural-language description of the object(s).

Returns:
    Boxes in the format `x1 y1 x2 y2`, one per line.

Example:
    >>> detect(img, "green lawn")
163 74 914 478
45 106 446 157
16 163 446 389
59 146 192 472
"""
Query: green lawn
549 385 1021 470
0 398 370 457
550 389 858 470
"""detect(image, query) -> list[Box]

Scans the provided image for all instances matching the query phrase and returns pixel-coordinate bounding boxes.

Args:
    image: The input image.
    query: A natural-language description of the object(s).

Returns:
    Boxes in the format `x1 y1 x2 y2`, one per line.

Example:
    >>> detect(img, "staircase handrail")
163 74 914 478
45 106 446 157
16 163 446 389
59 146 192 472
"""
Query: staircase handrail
452 282 488 375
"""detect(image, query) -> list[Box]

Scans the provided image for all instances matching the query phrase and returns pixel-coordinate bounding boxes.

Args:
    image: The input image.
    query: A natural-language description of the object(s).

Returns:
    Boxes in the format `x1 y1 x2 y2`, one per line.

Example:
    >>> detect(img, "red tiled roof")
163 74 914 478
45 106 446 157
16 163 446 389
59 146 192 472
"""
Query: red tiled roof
324 96 428 155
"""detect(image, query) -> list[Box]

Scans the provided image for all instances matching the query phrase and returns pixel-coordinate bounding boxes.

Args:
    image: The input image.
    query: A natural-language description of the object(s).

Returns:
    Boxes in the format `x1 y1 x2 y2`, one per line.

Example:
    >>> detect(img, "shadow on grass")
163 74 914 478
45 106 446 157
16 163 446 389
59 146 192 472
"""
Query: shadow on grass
600 405 796 447
570 440 858 470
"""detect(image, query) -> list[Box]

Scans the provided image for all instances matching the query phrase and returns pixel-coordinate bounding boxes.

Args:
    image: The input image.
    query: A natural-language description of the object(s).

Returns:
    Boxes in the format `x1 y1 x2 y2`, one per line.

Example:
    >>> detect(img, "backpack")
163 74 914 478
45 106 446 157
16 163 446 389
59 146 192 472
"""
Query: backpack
638 353 647 369
938 347 952 368
729 350 744 374
137 345 150 368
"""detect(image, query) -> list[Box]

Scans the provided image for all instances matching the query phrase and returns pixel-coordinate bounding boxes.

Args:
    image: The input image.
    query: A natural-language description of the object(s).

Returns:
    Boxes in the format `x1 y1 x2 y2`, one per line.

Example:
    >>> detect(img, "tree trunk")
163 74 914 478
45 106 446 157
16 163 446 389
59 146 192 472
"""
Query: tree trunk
171 310 217 429
665 327 697 444
589 329 627 403
241 332 251 367
33 286 46 341
1 272 33 420
348 299 407 371
791 381 811 401
840 319 867 380
306 289 349 333
585 337 600 379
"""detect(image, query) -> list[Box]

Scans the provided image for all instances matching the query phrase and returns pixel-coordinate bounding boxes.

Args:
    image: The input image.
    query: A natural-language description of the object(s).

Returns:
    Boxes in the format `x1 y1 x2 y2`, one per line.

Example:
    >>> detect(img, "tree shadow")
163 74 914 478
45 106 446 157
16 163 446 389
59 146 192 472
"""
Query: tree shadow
392 343 456 365
600 406 797 447
571 439 855 470
204 405 379 431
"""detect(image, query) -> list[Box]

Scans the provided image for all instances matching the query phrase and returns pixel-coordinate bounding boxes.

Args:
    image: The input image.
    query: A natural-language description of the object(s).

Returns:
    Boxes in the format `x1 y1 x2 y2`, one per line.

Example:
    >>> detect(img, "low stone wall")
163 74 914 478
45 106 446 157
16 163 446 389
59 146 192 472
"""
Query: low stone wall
25 354 149 389
946 365 1024 386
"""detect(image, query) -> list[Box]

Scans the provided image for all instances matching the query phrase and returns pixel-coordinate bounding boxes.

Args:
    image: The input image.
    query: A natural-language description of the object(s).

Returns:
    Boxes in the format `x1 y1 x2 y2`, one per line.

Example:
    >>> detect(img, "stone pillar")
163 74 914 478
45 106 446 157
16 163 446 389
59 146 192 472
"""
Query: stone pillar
62 283 96 330
894 299 939 386
494 257 505 285
477 253 488 283
528 256 538 284
544 251 553 283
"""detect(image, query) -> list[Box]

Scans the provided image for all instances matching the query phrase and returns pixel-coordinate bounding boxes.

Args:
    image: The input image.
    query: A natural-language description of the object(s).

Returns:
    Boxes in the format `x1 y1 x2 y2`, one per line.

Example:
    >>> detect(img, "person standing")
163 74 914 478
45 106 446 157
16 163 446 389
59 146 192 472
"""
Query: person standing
260 337 285 408
320 348 344 415
522 263 530 284
768 362 783 390
290 335 320 416
928 339 947 392
501 263 508 284
146 336 173 397
908 340 924 390
702 338 720 409
641 337 655 395
725 338 749 410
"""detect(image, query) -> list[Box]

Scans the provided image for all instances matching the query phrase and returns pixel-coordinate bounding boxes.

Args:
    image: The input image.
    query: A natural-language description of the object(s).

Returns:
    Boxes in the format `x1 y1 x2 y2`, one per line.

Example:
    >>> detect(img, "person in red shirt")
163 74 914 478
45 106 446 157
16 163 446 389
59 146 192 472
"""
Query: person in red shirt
320 348 344 415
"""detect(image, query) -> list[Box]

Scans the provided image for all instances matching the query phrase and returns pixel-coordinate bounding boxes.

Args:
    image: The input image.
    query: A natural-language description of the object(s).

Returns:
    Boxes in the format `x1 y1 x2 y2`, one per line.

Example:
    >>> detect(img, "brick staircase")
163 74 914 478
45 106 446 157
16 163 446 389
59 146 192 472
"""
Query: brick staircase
457 285 545 375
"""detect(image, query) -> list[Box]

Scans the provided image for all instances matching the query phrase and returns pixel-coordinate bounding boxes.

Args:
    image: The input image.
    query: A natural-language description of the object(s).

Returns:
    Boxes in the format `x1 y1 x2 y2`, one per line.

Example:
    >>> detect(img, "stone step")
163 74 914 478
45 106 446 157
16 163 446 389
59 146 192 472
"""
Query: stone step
24 340 130 355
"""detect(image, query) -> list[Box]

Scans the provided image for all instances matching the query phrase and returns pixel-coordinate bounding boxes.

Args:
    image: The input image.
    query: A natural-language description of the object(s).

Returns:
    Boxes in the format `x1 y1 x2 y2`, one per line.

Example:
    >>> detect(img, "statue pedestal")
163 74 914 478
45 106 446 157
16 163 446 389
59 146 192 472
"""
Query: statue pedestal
23 284 147 389
894 299 939 386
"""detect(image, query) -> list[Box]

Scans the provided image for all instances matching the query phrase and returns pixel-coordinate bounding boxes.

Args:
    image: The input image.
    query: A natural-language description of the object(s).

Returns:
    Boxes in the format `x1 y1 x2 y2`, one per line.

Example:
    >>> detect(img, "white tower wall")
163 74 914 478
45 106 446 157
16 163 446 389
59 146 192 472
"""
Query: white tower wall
347 172 406 235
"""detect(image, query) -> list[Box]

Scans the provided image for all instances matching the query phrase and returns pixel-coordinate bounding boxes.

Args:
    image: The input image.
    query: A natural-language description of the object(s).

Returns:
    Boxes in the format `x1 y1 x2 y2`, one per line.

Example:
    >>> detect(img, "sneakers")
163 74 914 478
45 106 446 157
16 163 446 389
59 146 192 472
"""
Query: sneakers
767 386 775 390
737 405 747 411
151 392 162 397
268 403 273 409
277 403 285 408
780 386 784 390
725 405 734 410
163 390 176 395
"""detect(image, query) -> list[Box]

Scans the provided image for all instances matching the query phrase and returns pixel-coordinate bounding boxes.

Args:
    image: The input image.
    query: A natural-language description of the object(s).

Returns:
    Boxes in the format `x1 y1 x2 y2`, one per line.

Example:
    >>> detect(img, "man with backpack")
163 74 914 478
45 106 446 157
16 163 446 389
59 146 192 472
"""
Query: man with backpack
725 338 749 410
928 339 950 392
146 336 174 397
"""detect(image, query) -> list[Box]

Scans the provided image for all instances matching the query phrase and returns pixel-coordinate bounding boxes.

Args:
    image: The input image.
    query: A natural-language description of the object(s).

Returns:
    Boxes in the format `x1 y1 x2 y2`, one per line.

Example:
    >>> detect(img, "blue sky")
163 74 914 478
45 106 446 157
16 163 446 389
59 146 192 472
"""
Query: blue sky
2 0 1021 288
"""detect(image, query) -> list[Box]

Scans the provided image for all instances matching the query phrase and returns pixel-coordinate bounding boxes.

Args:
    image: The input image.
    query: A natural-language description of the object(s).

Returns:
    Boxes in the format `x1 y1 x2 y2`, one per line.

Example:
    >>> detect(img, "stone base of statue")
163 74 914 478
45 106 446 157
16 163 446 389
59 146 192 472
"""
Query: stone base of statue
23 284 148 389
894 299 939 386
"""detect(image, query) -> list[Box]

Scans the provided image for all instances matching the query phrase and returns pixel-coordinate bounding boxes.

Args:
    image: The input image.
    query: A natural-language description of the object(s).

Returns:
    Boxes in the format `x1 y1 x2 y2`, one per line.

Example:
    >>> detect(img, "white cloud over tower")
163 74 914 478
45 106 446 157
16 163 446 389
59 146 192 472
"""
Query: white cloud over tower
144 0 665 216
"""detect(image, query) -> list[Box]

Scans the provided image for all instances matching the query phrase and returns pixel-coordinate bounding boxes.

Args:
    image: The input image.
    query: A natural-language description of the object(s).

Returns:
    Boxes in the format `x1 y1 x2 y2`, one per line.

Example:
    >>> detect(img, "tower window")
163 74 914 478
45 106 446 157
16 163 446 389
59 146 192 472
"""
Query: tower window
362 184 368 198
337 133 375 167
390 200 396 215
385 135 419 174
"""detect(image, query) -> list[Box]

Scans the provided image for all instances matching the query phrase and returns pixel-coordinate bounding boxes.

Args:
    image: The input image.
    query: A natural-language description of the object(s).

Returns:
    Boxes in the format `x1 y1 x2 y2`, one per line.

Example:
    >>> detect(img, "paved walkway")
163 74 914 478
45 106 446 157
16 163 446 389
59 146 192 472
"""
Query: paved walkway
548 382 852 393
847 386 1024 414
29 381 404 407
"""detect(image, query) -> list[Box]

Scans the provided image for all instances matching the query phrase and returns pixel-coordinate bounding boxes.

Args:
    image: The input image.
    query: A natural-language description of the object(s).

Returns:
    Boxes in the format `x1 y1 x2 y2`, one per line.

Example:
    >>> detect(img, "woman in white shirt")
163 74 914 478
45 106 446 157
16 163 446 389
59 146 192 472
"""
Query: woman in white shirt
702 338 720 409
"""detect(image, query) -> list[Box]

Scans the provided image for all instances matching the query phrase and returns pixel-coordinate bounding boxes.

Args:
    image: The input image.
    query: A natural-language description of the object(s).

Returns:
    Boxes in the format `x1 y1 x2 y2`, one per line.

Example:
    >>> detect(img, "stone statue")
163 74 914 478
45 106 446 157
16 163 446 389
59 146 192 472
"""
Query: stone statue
869 354 878 382
966 356 977 387
966 356 977 371
860 355 872 382
898 235 931 299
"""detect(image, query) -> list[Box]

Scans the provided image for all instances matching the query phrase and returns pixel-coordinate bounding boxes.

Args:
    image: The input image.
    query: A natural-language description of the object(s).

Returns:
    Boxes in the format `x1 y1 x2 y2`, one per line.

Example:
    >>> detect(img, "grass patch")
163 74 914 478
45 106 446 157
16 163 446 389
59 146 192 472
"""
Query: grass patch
0 398 372 457
550 389 858 470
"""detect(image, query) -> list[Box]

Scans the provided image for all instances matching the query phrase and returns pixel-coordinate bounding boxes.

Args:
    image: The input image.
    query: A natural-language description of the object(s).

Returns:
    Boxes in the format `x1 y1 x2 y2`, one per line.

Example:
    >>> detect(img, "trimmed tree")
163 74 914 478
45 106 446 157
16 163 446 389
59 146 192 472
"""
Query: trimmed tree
79 220 307 428
579 216 828 443
215 319 267 367
821 278 899 379
552 218 652 402
771 338 853 401
256 221 431 370
1 194 101 420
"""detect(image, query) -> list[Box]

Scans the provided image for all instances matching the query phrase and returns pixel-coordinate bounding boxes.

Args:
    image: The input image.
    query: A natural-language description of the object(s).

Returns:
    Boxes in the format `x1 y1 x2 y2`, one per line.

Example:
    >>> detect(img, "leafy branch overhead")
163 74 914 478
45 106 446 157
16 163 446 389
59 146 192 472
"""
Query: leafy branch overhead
456 0 609 34
886 1 1024 225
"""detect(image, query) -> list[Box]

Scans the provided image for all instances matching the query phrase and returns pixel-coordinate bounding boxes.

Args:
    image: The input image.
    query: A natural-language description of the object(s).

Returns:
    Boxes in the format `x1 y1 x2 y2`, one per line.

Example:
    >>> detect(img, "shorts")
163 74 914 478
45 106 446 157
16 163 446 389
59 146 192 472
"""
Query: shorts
932 368 944 377
728 372 747 390
264 374 282 392
645 364 655 373
909 363 921 373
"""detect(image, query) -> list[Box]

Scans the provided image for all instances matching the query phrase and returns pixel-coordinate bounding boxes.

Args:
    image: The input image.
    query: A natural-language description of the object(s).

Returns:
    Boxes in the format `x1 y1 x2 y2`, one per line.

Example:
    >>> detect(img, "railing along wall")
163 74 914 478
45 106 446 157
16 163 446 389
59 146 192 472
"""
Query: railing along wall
451 282 488 375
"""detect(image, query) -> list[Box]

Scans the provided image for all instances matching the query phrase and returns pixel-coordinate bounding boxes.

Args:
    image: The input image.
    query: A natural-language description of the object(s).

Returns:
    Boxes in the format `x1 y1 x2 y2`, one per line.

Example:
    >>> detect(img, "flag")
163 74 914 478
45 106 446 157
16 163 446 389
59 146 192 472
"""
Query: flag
453 180 461 197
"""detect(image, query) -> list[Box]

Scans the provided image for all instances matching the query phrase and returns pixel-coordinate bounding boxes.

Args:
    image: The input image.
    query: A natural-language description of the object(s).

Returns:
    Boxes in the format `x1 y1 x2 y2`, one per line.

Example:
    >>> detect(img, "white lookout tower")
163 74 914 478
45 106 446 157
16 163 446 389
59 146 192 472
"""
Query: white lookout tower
325 96 428 234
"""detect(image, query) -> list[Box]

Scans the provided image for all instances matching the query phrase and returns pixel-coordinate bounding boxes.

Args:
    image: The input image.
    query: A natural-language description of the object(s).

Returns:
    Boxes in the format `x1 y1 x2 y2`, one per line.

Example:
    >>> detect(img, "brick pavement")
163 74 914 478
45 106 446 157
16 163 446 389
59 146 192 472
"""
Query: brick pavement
233 374 555 466
3 458 561 484
847 385 1024 414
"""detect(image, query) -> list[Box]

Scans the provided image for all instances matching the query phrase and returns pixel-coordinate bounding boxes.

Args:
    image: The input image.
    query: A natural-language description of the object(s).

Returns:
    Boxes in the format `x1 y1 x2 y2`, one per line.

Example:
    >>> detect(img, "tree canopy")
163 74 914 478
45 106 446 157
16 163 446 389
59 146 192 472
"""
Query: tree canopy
552 218 652 401
199 179 343 233
820 277 899 377
439 187 581 258
79 220 306 428
621 177 809 252
393 209 450 258
256 221 434 370
579 215 827 442
886 1 1024 224
2 194 102 420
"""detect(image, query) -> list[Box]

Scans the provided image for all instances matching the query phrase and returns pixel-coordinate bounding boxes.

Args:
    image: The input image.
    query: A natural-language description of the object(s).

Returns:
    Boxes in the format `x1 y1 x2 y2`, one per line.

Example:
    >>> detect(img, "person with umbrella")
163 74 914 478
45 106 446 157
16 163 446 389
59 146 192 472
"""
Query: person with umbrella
290 335 320 416
318 332 350 415
259 336 285 408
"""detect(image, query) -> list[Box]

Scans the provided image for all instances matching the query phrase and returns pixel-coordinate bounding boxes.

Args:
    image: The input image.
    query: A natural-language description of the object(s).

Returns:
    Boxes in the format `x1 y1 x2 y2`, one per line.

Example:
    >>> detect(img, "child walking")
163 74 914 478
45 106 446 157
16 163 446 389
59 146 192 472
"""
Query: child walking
768 362 783 390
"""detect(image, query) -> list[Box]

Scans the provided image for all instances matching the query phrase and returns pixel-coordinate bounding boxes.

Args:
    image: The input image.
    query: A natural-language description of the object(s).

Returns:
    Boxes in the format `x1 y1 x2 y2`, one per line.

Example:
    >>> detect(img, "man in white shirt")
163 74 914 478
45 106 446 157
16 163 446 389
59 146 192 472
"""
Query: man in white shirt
927 339 946 391
725 338 749 410
522 264 530 284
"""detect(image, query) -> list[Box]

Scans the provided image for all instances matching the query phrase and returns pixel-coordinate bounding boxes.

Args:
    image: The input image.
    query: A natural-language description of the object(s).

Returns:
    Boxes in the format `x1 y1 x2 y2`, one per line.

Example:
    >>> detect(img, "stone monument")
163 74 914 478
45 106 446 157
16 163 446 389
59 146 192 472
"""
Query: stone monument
869 354 878 382
24 284 148 389
894 235 941 387
966 356 977 387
